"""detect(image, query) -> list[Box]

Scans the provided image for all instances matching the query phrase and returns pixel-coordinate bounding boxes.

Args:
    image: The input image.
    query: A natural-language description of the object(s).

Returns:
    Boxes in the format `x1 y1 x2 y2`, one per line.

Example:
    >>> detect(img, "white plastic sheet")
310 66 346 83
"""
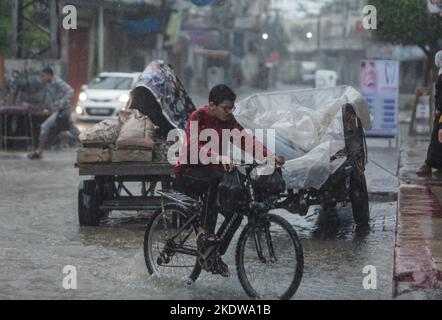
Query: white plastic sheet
234 86 371 190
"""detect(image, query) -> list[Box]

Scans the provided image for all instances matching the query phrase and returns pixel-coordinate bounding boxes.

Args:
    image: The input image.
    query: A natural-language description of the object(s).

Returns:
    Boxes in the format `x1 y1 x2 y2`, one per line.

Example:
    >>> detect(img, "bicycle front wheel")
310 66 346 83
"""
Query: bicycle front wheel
236 214 304 300
144 203 201 282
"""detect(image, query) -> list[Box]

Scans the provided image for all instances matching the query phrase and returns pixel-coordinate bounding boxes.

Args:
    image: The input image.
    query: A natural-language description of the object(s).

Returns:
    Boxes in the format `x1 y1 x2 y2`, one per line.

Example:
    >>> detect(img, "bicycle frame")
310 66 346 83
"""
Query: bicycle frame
155 162 280 268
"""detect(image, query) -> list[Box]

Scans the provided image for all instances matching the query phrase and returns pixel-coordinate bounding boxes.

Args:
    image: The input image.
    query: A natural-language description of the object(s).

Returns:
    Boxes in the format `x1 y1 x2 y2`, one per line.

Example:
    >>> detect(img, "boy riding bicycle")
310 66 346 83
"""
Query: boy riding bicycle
174 84 284 277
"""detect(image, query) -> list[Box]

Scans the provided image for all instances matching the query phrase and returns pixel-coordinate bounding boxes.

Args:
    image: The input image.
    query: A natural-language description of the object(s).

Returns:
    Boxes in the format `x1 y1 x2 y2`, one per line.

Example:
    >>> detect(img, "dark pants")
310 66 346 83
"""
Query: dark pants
40 109 80 145
175 167 224 234
175 167 243 255
426 116 442 169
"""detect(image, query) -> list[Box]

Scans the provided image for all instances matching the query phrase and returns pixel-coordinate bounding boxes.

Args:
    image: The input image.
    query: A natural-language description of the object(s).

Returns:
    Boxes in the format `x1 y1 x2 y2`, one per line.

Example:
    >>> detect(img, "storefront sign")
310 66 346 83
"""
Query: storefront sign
191 0 215 6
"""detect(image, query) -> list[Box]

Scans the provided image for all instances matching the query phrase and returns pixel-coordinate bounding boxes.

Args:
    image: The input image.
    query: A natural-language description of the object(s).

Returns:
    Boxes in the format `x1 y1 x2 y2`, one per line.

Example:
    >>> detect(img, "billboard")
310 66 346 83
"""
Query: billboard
361 59 400 137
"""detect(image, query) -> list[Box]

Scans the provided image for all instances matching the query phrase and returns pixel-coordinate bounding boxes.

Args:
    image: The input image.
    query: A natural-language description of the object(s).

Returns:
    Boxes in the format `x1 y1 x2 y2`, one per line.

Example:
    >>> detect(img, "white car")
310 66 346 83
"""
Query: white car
74 72 141 121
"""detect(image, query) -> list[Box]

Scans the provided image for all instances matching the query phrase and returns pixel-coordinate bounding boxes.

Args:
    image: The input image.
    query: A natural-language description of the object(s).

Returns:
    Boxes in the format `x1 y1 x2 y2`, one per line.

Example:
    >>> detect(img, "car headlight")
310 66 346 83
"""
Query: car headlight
75 106 84 115
79 92 87 101
117 94 130 103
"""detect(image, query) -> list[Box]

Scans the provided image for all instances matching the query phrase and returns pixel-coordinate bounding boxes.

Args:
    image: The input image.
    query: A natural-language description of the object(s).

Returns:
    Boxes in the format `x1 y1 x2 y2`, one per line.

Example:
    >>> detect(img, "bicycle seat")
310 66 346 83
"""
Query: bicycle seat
156 189 199 210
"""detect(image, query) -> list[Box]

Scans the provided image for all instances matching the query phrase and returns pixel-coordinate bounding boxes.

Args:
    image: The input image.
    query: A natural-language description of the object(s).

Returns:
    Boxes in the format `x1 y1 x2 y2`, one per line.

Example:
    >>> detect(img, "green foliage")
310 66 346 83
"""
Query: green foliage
22 4 51 57
0 1 12 57
0 2 50 58
369 0 442 51
267 13 291 58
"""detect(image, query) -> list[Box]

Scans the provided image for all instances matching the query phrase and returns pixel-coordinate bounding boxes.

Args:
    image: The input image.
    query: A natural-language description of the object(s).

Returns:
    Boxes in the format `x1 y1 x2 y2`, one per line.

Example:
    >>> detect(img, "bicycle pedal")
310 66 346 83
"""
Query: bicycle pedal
184 278 195 288
206 255 229 277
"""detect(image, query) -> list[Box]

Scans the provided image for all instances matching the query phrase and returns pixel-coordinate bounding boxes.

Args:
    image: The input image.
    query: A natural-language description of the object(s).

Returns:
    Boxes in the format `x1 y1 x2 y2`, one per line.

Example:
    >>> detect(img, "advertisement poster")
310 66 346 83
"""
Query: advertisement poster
361 59 400 137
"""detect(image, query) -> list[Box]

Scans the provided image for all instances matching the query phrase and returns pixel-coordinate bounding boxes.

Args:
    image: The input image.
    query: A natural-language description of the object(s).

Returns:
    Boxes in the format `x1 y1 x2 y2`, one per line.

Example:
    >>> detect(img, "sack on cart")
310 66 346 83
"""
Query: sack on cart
79 119 121 145
116 110 158 150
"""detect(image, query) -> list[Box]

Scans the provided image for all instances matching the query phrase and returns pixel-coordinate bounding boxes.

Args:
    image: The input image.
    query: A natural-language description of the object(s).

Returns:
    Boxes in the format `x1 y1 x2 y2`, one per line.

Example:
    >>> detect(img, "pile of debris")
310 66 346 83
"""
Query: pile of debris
77 109 173 163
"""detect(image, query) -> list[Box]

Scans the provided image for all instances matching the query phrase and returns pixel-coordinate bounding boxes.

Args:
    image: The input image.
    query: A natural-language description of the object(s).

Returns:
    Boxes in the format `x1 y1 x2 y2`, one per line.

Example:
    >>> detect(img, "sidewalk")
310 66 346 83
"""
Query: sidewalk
395 120 442 299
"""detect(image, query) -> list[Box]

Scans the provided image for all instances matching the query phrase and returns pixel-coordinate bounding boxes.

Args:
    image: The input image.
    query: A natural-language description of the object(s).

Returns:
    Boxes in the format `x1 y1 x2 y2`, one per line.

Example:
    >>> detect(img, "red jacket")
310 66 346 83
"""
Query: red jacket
175 106 270 176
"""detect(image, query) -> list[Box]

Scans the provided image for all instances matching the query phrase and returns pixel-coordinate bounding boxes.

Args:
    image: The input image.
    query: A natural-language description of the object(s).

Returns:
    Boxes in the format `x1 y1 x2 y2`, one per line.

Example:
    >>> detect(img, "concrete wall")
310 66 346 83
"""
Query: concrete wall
1 59 64 108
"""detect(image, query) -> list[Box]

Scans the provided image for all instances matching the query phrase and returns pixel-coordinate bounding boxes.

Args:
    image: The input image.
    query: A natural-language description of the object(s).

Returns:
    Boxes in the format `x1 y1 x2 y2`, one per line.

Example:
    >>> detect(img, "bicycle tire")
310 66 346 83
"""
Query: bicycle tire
144 203 202 282
236 214 304 300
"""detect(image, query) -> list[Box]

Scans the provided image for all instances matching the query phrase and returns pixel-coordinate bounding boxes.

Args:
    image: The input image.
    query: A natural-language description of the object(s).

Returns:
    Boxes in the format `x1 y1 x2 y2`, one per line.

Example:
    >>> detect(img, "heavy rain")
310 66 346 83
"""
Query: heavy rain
0 0 442 302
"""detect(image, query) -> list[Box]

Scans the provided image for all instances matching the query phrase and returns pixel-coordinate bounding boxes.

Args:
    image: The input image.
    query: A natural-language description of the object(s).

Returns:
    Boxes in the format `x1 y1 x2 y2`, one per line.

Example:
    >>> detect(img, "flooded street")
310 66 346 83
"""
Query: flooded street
4 0 442 302
0 141 397 300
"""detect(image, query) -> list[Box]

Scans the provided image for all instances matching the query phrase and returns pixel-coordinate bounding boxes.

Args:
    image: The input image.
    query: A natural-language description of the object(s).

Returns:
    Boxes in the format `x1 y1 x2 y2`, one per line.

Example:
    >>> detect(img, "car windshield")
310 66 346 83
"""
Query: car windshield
88 76 133 90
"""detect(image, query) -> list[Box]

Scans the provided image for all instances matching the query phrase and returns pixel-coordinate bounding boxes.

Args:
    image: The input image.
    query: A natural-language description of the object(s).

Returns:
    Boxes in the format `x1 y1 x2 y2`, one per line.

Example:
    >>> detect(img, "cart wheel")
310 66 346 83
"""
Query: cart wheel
343 105 367 171
78 180 100 226
355 118 367 170
350 168 369 226
78 183 86 226
98 180 115 218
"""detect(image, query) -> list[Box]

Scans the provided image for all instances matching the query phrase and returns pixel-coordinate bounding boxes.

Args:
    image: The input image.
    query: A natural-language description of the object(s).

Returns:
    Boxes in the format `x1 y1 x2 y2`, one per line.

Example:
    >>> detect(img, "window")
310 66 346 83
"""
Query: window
88 76 133 90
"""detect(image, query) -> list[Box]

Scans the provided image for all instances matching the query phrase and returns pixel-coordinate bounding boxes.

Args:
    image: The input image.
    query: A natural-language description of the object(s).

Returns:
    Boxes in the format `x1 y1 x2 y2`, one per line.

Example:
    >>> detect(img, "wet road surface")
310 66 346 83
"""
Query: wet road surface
0 149 396 300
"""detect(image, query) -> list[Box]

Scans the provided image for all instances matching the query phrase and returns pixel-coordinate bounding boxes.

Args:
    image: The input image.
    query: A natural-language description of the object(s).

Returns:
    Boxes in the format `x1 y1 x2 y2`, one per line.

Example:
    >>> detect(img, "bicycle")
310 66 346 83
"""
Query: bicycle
143 162 304 300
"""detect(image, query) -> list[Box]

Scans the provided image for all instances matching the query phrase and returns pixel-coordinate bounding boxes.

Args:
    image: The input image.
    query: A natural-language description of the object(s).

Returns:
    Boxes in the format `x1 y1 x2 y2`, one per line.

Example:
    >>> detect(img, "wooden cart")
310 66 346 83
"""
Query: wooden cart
76 161 174 226
75 61 197 226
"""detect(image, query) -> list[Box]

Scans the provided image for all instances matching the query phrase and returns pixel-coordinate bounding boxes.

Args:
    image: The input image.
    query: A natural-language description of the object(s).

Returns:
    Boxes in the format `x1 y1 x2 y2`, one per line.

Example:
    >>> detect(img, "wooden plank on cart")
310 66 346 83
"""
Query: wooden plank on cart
77 162 174 176
77 148 111 163
111 149 153 162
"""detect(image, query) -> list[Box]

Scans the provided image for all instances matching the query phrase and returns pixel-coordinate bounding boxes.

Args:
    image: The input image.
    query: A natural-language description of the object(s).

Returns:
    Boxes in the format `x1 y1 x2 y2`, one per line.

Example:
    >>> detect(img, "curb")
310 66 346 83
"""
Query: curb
368 191 398 202
394 184 442 296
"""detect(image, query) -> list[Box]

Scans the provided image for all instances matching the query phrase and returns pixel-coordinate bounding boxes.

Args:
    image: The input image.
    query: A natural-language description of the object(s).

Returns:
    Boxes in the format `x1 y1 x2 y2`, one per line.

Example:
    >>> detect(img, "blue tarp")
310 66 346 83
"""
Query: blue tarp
191 0 215 6
118 17 161 33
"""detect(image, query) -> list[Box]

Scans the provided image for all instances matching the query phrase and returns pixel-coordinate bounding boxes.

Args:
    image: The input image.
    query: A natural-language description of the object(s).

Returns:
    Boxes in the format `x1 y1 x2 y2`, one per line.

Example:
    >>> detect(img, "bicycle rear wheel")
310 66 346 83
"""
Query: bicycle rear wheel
236 214 304 300
144 203 201 282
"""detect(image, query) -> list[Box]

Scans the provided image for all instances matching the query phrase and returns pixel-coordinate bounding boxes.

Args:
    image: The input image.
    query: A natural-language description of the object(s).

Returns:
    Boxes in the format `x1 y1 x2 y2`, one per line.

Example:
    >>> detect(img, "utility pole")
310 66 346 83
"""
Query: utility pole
11 0 24 58
156 0 167 60
50 0 59 59
98 5 104 72
11 0 60 59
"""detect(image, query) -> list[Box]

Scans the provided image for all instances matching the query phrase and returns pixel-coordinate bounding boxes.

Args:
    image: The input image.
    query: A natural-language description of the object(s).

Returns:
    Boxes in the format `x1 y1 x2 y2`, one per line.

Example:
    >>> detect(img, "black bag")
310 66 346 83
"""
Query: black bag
217 169 247 215
253 167 286 196
56 109 70 131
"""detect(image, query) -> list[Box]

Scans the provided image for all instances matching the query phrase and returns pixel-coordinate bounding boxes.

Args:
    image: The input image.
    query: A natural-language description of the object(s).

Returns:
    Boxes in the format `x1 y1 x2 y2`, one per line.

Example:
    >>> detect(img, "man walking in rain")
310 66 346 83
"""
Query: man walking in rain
28 67 80 160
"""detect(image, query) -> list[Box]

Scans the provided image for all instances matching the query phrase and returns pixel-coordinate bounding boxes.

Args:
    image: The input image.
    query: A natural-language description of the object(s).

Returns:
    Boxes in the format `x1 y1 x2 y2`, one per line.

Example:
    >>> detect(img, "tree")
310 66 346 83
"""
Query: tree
0 1 12 57
268 12 291 59
0 1 51 59
369 0 442 84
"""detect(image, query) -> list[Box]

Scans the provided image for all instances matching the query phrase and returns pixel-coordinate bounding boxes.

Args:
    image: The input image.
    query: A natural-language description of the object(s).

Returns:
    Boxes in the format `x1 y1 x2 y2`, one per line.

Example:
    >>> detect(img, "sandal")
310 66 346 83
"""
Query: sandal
416 164 432 177
27 152 41 160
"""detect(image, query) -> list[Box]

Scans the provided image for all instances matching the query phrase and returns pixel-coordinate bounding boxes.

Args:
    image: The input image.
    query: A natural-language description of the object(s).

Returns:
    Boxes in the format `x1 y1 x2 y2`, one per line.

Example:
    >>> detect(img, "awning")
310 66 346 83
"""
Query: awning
62 0 161 10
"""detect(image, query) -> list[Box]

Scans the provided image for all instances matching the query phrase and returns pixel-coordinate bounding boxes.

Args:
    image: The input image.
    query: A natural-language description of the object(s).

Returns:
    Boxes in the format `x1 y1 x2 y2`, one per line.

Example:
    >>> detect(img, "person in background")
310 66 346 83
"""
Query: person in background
183 64 194 90
417 51 442 177
27 67 80 160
